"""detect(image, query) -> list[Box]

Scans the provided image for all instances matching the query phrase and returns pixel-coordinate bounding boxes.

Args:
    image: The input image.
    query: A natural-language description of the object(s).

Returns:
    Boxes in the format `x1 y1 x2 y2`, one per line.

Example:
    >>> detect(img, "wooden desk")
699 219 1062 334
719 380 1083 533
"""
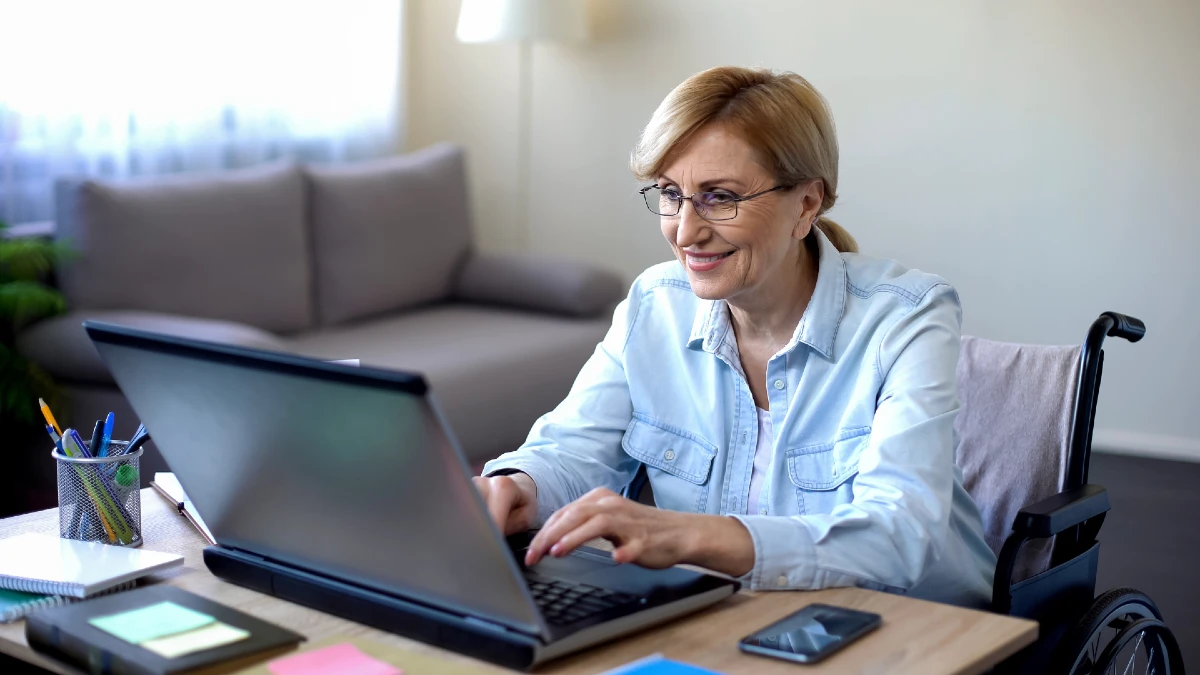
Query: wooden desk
0 490 1036 674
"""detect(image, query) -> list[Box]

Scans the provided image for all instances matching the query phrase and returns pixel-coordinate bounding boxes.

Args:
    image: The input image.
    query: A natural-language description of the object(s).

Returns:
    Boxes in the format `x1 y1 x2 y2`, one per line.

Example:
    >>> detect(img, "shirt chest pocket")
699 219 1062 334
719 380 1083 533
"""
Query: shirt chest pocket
622 414 717 513
786 426 871 515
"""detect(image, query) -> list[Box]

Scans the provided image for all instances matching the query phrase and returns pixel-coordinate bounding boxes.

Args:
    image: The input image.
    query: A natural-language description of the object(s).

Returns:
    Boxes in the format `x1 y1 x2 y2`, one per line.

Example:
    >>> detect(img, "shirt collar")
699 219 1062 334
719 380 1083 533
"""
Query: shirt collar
686 226 847 360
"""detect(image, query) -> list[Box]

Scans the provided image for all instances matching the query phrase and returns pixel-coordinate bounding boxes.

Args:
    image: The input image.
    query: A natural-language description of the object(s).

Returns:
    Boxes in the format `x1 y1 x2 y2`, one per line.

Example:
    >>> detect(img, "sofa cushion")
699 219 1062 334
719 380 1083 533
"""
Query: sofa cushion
305 143 472 326
55 162 312 333
17 310 289 385
284 305 610 462
454 251 626 317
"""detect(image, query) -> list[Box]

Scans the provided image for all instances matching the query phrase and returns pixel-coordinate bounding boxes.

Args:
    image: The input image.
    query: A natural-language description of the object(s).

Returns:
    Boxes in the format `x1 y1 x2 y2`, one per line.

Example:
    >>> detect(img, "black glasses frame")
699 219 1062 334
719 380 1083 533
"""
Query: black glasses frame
638 184 791 221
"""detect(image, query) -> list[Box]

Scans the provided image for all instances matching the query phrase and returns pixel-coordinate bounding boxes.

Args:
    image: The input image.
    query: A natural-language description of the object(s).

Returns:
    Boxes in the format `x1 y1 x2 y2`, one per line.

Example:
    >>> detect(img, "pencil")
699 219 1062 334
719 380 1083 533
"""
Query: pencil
38 398 63 436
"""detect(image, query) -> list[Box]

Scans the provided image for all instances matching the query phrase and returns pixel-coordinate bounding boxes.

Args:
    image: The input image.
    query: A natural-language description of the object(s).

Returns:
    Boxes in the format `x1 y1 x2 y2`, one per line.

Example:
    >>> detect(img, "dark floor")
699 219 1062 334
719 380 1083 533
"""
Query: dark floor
1090 452 1200 664
1 452 1196 672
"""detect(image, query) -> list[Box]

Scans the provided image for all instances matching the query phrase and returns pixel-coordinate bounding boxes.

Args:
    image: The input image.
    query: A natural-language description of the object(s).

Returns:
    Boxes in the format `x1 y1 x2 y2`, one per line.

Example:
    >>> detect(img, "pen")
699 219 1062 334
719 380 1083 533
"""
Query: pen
38 398 62 437
65 428 93 458
88 420 103 455
97 412 115 457
122 424 151 456
44 424 63 452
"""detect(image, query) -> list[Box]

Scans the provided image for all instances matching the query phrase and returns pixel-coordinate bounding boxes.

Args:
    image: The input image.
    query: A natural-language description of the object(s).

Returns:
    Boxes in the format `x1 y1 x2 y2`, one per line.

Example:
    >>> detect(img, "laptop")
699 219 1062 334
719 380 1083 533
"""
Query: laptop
85 322 739 670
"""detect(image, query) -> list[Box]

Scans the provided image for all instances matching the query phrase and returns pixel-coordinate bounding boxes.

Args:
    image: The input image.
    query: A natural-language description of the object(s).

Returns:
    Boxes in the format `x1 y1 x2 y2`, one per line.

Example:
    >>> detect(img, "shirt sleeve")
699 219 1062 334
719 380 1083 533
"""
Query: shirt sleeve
729 283 962 592
482 285 643 525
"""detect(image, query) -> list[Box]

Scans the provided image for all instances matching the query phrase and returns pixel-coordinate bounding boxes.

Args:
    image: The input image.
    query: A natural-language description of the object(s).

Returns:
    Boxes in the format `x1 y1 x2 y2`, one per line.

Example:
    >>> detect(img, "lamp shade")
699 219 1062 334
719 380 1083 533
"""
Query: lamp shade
456 0 589 44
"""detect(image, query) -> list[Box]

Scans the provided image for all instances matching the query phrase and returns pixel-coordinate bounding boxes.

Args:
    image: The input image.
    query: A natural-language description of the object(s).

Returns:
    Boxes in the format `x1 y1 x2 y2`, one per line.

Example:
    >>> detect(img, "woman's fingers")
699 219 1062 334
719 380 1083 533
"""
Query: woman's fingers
548 513 621 559
526 501 600 565
612 537 645 565
526 489 636 566
474 476 520 534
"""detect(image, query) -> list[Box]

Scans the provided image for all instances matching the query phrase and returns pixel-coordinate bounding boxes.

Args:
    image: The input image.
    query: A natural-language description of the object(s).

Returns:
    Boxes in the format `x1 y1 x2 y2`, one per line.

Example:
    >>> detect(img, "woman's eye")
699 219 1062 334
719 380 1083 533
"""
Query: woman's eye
661 188 683 199
703 192 735 204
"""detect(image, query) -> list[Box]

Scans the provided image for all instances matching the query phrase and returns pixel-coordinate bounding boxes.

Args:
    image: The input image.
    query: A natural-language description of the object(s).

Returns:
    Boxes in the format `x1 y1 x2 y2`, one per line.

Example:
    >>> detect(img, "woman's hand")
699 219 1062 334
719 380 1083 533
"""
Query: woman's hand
473 473 539 536
525 487 756 578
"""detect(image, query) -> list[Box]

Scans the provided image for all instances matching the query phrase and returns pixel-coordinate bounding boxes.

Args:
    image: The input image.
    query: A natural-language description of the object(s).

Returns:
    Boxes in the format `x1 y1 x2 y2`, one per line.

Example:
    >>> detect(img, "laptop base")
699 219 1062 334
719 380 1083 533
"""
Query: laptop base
204 546 543 670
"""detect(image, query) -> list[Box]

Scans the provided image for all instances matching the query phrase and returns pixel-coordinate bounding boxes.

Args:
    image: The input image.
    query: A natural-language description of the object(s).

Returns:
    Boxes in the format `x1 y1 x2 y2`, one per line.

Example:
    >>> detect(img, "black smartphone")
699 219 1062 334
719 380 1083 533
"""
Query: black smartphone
738 603 882 664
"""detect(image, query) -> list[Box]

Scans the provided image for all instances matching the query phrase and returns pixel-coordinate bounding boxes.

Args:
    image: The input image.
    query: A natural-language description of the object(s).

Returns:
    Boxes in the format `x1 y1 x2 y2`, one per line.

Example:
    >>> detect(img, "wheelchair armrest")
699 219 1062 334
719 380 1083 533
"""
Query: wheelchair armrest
1012 484 1110 538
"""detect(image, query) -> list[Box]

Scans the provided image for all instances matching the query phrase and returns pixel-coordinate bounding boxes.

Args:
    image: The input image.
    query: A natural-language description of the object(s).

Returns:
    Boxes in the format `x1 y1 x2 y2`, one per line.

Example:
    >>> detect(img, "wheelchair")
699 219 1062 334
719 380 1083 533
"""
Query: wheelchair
984 312 1185 673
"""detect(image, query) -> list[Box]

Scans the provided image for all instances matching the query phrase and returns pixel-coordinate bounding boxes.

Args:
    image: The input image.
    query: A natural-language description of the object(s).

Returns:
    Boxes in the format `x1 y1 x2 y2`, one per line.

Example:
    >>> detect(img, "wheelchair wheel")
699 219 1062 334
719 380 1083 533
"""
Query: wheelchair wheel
1050 587 1185 674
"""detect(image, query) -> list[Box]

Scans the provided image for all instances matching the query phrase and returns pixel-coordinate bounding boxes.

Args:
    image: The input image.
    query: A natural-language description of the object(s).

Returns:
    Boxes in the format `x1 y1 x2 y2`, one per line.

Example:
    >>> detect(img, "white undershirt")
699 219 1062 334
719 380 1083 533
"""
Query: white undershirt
746 407 773 516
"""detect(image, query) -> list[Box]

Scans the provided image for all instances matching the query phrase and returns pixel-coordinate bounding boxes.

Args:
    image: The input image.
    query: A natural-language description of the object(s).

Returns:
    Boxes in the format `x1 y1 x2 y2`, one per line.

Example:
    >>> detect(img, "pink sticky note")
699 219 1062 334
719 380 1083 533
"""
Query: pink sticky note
268 643 402 675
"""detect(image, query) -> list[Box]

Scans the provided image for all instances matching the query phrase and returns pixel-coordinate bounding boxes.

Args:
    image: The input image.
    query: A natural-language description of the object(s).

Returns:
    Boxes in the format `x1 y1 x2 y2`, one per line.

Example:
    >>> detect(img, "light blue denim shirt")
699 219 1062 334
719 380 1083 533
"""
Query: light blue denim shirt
484 228 997 607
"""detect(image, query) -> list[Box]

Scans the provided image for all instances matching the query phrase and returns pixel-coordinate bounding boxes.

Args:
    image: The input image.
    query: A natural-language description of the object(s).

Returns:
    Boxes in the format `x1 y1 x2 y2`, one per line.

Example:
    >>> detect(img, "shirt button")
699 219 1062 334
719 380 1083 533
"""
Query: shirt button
664 449 676 461
759 507 768 515
773 379 785 390
776 575 788 587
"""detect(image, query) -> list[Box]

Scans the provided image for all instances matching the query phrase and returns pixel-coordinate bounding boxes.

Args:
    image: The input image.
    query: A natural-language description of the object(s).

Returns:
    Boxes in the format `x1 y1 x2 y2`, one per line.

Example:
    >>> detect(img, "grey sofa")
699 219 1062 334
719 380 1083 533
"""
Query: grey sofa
17 143 625 475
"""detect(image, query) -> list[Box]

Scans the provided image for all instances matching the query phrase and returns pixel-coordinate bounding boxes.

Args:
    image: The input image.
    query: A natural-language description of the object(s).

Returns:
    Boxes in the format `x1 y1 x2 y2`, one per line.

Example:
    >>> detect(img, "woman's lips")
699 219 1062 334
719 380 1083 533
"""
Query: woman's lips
685 250 734 272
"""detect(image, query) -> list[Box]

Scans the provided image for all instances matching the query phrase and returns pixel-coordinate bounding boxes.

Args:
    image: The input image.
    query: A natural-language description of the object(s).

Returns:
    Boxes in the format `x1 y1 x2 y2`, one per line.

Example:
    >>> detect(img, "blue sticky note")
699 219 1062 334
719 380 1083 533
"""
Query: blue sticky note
603 655 726 675
89 601 214 644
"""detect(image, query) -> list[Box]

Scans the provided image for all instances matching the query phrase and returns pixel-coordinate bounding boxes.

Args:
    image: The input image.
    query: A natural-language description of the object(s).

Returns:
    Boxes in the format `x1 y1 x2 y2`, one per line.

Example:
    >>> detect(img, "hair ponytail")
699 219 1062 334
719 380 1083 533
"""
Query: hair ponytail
815 216 857 253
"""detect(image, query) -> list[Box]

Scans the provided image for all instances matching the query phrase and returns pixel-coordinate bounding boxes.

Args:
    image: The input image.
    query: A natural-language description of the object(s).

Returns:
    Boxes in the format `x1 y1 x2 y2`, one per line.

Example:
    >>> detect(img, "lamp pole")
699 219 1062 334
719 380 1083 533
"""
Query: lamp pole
516 38 533 249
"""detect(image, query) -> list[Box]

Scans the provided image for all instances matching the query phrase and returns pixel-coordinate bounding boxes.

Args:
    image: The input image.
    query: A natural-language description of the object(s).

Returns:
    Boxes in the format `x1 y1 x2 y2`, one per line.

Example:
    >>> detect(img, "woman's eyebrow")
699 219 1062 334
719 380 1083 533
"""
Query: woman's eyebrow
699 177 746 191
658 175 748 191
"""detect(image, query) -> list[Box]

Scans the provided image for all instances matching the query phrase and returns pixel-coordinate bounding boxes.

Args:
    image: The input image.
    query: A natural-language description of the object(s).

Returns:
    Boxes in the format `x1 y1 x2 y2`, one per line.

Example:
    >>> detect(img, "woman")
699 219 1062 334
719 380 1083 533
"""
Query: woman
475 66 996 607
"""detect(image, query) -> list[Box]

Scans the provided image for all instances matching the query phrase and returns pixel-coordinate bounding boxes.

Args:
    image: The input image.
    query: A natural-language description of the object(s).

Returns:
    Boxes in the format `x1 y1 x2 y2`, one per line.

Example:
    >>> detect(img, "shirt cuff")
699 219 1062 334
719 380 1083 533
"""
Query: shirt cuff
728 514 861 591
481 459 561 527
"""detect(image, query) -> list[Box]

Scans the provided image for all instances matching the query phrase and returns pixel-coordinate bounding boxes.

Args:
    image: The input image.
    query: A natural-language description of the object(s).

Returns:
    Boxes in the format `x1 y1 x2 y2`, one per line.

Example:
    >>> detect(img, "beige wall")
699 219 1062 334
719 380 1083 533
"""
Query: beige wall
408 0 1200 460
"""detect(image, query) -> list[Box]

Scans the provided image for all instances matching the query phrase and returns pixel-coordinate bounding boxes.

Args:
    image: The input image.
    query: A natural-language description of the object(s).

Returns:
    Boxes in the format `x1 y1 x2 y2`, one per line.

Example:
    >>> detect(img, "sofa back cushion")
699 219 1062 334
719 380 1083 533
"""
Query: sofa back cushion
305 143 472 325
55 162 313 333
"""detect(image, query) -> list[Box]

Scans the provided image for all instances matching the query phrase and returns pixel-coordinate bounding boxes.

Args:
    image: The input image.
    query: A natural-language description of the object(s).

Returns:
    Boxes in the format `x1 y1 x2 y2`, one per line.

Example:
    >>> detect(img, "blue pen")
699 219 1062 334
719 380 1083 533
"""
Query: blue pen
45 424 63 452
97 412 115 457
122 424 150 456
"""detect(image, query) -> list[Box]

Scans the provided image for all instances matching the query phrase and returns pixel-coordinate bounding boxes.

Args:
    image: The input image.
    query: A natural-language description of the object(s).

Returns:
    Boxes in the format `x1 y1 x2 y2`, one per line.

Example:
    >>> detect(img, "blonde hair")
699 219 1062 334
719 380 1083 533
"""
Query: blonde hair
631 66 858 253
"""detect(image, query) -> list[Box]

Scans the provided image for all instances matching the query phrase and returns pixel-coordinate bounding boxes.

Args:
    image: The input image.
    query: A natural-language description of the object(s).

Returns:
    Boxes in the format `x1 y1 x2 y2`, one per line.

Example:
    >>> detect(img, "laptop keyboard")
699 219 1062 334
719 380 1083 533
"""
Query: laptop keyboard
524 574 640 625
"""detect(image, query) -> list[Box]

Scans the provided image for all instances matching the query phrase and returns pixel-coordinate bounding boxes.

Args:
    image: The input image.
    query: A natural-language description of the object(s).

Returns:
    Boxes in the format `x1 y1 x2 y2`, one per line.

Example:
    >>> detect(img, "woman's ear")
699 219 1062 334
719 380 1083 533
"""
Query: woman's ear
790 180 824 240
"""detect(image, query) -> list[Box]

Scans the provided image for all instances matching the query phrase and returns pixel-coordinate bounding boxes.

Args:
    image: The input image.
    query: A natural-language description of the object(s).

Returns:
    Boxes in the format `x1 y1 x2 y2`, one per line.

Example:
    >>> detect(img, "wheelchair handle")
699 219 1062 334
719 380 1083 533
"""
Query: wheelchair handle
1100 311 1145 343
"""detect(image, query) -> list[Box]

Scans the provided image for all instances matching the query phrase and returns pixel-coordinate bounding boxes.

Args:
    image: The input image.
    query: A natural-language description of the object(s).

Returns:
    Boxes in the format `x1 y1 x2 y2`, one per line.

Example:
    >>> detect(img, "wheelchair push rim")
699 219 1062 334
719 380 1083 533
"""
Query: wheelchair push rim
1054 587 1184 675
1091 617 1185 675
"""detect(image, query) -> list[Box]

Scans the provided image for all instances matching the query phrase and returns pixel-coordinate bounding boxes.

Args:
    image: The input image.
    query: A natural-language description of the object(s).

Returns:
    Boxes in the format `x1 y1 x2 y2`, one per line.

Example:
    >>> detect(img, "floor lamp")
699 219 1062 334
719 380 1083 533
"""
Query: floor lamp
456 0 590 248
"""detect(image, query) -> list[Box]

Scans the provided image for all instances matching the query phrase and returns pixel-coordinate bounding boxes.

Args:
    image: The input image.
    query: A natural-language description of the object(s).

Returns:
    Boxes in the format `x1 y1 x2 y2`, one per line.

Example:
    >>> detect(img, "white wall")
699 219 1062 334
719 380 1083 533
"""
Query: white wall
409 0 1200 460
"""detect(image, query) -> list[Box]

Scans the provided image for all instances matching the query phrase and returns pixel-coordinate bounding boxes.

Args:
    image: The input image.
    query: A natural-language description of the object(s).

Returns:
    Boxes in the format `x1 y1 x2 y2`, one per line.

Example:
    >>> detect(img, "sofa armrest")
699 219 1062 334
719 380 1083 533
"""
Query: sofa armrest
17 310 288 385
452 251 626 318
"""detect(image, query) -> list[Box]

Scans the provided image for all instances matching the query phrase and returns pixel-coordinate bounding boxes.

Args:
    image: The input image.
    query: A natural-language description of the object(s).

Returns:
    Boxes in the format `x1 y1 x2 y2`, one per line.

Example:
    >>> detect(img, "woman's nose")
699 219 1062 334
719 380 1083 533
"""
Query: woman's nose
675 200 709 247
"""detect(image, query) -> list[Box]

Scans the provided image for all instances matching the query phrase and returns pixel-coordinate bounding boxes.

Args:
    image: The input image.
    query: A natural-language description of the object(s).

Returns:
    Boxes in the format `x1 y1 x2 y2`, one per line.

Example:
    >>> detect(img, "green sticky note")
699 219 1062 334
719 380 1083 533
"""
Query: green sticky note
89 601 214 644
142 621 250 659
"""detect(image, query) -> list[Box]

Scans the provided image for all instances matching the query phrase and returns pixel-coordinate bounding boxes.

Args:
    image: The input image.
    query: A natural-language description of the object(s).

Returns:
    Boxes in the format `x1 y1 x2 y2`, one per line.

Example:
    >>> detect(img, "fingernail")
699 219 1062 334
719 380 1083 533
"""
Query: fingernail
550 544 561 556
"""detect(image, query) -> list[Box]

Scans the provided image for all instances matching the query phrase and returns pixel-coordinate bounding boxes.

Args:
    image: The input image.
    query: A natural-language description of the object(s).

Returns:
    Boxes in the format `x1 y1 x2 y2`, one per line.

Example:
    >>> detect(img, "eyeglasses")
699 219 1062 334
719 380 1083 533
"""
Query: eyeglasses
638 184 790 222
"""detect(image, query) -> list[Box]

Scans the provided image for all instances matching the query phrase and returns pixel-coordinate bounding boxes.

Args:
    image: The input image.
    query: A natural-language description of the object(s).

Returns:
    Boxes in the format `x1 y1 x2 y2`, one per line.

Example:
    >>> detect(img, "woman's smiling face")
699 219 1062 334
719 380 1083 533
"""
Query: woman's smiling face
657 123 816 303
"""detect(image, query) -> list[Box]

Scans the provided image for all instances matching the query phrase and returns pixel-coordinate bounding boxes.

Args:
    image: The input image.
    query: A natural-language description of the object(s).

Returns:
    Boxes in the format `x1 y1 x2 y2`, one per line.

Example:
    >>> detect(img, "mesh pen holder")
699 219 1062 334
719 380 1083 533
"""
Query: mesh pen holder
53 441 143 547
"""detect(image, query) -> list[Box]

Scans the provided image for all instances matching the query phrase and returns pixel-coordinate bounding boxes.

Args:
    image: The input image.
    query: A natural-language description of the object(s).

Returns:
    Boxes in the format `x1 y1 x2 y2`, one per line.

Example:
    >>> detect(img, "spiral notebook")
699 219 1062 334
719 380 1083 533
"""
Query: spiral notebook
0 586 132 623
0 589 69 622
0 533 183 599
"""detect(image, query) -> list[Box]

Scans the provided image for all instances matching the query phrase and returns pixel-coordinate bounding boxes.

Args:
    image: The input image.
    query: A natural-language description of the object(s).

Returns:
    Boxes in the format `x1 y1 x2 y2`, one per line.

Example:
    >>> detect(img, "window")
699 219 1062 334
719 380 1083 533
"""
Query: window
0 1 403 224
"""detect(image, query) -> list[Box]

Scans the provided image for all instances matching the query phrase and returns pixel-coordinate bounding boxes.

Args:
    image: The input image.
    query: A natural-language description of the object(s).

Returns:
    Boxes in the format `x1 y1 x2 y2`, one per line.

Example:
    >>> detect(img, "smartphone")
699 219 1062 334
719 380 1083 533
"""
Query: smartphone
738 603 882 664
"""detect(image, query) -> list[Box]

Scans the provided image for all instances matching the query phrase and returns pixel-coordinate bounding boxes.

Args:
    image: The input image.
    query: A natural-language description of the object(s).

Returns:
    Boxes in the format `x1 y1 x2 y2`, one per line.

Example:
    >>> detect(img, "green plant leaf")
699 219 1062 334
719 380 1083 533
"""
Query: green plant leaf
0 238 71 282
0 344 46 424
0 280 67 329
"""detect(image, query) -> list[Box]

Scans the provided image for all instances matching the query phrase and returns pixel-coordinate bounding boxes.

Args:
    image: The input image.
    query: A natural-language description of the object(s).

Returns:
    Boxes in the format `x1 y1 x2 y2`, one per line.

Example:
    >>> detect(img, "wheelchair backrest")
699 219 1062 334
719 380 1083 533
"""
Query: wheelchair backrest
955 336 1082 583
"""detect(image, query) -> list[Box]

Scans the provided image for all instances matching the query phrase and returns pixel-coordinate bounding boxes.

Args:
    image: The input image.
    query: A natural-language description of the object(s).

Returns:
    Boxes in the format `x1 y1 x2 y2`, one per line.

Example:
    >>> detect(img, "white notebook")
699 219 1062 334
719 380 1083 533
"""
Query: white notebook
0 533 183 598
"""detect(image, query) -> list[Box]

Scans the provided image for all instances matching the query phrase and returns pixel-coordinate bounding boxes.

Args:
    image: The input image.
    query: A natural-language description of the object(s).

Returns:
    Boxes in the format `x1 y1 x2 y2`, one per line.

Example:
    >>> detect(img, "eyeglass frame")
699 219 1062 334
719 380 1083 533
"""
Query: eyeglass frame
638 183 792 222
